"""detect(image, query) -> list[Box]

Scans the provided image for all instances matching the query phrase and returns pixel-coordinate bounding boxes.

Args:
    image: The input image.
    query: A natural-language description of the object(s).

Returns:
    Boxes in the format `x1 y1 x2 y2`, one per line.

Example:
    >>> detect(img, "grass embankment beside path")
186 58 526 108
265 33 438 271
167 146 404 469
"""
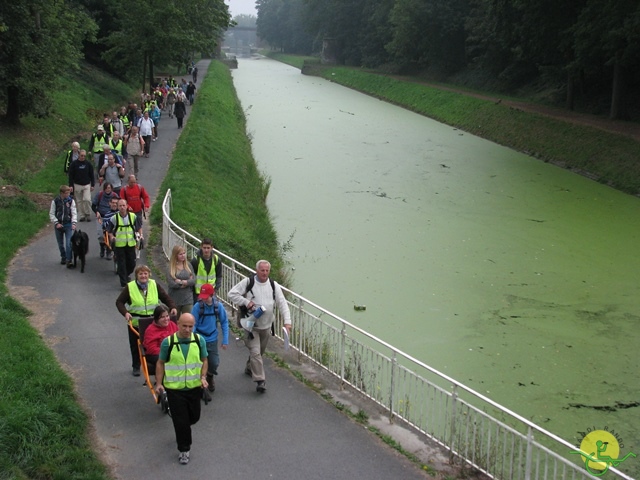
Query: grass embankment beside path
149 60 284 279
265 52 640 196
0 65 136 479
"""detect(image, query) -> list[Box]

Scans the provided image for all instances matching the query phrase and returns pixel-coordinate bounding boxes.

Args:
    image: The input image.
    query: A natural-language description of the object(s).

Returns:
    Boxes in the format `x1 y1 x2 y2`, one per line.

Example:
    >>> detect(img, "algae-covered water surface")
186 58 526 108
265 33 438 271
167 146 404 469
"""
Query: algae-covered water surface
232 57 640 476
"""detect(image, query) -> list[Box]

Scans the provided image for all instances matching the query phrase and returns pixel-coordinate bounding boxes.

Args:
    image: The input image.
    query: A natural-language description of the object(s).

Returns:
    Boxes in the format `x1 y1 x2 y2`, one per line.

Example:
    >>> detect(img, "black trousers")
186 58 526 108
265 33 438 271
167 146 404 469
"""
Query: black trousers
166 388 202 452
142 135 151 154
128 324 140 369
114 246 136 287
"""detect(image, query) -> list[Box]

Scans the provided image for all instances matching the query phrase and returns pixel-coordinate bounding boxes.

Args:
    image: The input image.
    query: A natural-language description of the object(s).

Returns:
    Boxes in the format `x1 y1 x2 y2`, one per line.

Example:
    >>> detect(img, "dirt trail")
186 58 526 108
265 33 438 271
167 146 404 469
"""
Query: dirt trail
391 75 640 143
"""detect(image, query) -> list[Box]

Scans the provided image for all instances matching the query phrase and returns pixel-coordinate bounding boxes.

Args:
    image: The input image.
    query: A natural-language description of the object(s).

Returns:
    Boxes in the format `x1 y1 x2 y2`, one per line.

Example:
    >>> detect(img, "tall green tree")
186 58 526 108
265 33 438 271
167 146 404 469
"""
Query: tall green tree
0 0 96 125
387 0 469 75
256 0 285 51
256 0 312 54
571 0 640 119
103 0 231 92
304 0 369 64
358 0 395 68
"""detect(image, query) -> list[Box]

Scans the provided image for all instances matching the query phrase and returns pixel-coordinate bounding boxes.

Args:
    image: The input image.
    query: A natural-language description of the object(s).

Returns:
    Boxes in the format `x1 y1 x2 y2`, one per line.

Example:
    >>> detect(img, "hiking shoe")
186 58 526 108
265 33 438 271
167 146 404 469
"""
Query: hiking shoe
66 262 74 269
60 258 66 265
132 367 141 377
178 451 190 465
256 381 266 393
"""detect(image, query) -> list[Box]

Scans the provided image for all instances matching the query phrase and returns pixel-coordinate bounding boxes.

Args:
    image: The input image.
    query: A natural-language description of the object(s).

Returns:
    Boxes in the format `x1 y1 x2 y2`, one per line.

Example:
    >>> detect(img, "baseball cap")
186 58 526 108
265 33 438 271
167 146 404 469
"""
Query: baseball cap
198 283 215 300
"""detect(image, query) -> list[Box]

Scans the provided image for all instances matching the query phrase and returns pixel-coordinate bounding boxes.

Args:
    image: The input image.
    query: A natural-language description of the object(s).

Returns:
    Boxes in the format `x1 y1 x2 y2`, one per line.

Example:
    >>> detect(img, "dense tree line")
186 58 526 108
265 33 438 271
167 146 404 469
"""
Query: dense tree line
256 0 640 119
1 0 231 125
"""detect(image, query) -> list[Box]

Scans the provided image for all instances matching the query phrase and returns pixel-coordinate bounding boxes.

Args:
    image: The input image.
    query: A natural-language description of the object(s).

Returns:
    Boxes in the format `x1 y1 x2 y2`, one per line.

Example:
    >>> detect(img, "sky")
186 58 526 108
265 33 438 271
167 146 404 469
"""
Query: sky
226 0 257 17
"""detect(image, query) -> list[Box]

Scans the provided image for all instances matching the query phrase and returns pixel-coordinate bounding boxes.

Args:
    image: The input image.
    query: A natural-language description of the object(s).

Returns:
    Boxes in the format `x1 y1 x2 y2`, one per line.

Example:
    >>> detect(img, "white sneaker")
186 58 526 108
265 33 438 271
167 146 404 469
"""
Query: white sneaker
178 451 190 465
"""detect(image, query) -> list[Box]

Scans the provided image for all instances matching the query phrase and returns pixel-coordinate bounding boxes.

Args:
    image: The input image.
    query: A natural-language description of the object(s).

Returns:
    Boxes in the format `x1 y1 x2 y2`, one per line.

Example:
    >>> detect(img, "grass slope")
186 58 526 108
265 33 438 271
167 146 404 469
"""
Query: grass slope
0 64 136 480
151 60 284 278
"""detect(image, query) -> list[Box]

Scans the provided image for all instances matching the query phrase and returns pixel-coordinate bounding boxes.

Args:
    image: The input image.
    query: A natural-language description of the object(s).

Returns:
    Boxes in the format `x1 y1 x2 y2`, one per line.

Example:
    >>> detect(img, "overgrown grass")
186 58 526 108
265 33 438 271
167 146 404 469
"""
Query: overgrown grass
150 61 285 280
0 297 109 480
0 63 135 480
1 62 136 190
296 63 640 195
261 51 319 69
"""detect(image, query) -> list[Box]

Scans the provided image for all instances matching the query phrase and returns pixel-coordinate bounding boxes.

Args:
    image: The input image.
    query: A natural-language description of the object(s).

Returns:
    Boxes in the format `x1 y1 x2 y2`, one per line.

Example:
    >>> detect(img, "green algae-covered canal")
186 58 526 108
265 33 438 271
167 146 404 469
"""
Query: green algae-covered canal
232 57 640 475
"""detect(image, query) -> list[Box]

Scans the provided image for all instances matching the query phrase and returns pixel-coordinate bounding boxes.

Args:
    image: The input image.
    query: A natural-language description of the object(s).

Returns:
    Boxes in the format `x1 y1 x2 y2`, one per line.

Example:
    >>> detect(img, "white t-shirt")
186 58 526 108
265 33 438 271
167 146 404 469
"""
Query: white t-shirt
138 117 154 136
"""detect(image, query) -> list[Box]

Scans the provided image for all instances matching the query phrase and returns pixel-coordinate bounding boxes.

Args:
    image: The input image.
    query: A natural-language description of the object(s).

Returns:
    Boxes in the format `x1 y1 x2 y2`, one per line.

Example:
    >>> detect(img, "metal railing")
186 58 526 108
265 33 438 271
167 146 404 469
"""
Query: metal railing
162 188 634 480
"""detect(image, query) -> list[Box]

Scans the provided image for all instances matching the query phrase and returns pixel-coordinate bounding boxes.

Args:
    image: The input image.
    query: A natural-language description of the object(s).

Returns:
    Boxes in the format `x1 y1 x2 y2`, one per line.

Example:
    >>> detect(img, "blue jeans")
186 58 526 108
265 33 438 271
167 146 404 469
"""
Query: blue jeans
55 223 73 262
206 341 219 376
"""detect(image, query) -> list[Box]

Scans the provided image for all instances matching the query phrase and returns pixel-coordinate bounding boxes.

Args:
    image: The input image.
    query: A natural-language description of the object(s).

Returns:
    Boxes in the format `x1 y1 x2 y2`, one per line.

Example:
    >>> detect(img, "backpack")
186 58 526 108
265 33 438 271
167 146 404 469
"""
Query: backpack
166 332 202 363
110 212 135 235
195 299 218 337
236 276 276 334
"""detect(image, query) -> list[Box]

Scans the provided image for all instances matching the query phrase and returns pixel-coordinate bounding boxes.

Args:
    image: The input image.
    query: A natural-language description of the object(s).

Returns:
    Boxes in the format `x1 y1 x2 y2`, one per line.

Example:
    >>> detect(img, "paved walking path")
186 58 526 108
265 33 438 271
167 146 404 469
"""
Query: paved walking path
8 60 434 479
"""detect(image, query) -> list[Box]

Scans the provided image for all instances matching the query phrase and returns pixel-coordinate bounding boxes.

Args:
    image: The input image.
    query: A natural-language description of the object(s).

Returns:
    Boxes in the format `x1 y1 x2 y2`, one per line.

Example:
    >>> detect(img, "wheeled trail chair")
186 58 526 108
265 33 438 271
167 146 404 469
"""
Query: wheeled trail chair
128 317 172 414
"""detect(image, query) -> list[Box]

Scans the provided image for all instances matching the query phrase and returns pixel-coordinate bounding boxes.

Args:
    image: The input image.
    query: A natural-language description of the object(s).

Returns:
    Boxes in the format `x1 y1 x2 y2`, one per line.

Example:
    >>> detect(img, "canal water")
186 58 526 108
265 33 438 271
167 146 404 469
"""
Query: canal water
231 57 640 468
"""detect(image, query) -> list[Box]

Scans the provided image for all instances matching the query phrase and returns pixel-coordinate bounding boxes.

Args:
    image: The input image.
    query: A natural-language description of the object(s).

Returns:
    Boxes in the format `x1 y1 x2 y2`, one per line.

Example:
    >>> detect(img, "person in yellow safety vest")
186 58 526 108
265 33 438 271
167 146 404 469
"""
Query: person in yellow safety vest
109 131 124 154
155 313 208 465
63 141 81 173
190 237 222 299
116 264 177 377
108 131 125 166
88 124 110 169
119 106 131 133
106 198 143 288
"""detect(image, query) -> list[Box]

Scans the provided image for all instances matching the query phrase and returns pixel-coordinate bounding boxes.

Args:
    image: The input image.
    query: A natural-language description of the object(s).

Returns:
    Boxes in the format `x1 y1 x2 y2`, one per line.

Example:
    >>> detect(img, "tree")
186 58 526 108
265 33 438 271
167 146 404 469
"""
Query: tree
387 0 469 75
303 0 371 64
0 0 97 125
256 0 313 54
234 14 257 28
256 0 286 51
358 0 395 68
103 0 231 92
571 0 640 119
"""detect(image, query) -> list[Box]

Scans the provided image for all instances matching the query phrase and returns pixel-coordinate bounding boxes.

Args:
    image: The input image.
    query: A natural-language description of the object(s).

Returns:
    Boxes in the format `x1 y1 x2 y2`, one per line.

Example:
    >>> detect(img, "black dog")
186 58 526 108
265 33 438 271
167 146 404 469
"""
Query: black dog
71 229 89 273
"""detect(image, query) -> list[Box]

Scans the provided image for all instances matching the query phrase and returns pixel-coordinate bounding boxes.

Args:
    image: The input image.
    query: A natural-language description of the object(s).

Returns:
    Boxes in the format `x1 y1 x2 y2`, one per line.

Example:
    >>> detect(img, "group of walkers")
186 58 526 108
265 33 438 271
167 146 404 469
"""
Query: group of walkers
53 74 198 278
50 65 294 467
116 251 292 465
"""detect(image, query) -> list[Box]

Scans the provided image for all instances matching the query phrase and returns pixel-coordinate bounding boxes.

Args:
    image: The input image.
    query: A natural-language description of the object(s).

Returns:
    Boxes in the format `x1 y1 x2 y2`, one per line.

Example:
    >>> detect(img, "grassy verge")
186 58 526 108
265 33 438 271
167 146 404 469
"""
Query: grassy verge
0 64 136 479
259 51 319 69
150 60 285 280
264 53 640 195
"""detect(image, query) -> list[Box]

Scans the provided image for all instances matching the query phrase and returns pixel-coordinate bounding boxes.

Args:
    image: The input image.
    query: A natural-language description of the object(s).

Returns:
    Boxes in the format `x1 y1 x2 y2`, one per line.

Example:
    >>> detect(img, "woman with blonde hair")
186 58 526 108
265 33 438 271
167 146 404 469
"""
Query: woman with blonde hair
167 245 196 314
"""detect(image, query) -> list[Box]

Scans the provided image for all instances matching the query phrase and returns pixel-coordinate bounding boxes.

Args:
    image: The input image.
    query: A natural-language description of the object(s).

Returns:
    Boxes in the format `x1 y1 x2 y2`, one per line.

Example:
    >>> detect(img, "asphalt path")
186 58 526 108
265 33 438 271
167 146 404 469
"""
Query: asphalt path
8 60 429 479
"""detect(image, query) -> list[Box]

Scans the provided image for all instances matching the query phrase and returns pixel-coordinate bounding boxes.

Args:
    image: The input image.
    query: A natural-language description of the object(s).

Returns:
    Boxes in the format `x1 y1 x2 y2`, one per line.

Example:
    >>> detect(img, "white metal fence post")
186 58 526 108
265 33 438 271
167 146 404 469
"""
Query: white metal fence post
340 323 346 384
389 351 397 421
525 426 533 480
449 384 458 463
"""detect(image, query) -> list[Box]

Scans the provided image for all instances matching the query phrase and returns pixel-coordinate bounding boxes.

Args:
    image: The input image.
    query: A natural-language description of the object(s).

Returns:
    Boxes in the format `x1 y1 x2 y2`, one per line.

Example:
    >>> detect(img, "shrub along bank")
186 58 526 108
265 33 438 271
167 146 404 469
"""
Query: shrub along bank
266 52 640 196
0 64 136 479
